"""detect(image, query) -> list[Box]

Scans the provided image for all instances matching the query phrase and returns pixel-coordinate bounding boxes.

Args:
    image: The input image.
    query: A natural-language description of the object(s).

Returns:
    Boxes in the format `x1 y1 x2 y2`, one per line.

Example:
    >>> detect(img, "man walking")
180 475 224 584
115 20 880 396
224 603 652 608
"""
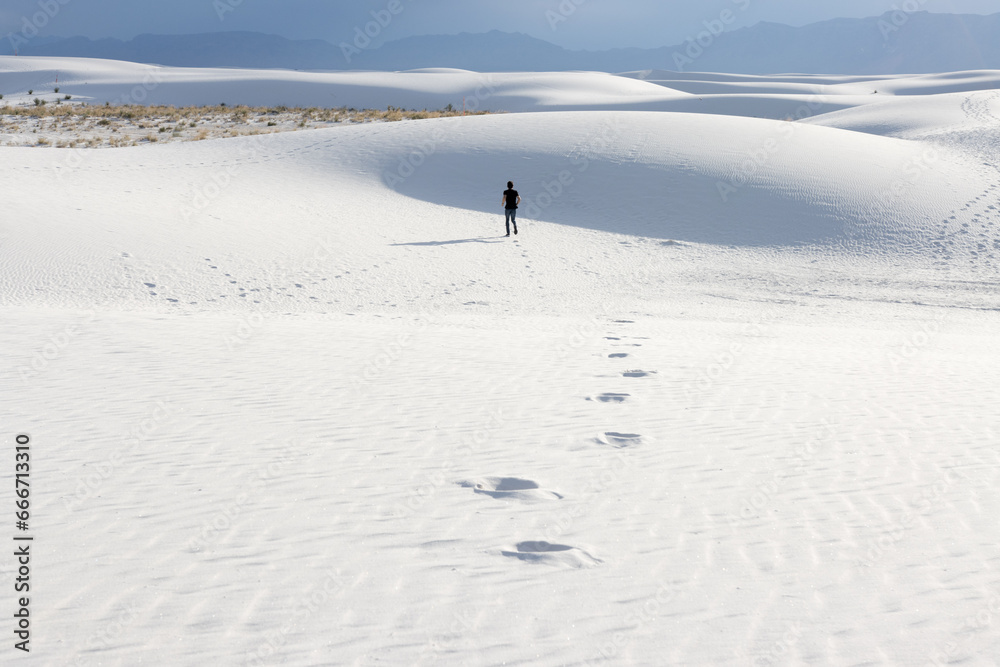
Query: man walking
502 181 520 237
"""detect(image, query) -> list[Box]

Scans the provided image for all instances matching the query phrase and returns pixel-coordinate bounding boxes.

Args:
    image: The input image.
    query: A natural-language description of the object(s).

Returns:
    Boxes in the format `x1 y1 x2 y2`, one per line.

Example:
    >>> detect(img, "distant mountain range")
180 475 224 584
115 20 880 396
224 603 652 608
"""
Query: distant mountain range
4 12 1000 74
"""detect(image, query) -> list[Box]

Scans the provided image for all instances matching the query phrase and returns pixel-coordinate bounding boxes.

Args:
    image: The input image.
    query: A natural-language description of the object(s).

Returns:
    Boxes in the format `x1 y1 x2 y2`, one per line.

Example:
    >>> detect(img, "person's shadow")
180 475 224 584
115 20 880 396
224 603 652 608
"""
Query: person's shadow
390 236 507 246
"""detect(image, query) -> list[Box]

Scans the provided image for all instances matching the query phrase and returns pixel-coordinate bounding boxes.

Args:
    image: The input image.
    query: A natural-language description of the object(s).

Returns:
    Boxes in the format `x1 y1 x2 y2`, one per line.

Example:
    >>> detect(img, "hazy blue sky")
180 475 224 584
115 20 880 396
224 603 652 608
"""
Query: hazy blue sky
2 0 998 49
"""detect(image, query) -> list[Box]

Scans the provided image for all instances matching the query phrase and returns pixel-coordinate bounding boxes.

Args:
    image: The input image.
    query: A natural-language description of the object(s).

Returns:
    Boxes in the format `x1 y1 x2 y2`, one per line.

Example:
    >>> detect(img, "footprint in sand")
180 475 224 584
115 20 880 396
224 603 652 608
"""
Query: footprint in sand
460 477 563 501
587 393 630 403
595 432 644 448
500 541 602 568
623 369 657 378
608 353 629 358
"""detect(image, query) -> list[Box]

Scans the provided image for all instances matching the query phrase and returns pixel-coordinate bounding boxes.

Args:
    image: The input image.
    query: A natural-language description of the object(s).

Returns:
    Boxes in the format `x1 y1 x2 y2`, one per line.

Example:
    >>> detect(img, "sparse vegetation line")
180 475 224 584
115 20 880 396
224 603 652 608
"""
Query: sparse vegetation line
0 103 494 148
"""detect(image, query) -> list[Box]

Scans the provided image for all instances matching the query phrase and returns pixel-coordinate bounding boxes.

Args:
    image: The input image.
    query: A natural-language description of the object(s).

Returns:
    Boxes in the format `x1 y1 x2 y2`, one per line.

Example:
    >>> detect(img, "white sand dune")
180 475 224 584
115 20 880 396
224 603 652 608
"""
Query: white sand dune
625 68 1000 97
2 57 1000 665
6 56 997 119
624 68 1000 120
0 57 689 111
804 88 1000 139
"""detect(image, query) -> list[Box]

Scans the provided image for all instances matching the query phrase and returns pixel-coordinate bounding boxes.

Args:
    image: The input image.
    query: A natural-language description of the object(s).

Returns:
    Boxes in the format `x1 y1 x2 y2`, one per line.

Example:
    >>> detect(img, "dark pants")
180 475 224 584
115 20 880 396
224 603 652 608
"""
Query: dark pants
505 208 517 235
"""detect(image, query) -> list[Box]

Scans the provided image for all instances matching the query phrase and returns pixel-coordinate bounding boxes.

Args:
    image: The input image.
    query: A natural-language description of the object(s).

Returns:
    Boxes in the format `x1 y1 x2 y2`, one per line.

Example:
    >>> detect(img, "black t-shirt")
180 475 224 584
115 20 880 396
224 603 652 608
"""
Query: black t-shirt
504 189 519 209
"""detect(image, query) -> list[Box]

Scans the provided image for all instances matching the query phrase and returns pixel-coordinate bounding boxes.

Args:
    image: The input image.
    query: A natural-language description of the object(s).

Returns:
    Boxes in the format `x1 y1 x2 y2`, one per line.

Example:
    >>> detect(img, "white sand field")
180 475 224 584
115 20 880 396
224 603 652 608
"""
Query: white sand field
2 57 1000 665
